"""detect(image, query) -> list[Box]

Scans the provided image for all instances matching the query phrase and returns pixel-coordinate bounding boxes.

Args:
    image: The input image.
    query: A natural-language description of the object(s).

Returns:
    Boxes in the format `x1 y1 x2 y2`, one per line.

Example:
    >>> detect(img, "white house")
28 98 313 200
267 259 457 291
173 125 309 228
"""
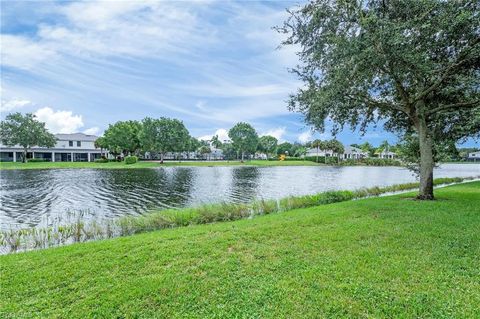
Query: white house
305 148 334 158
0 133 103 162
342 146 368 159
467 151 480 161
378 150 396 159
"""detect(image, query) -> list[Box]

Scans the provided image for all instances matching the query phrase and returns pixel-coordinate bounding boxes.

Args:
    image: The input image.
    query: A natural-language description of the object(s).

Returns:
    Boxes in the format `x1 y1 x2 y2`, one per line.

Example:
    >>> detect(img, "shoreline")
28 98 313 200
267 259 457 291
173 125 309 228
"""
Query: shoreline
2 176 477 254
1 181 479 317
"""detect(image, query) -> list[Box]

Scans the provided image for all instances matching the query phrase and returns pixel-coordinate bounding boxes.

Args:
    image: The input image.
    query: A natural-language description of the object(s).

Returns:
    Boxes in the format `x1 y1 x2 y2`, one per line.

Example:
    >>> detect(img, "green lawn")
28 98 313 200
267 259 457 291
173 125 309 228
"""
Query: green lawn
0 159 322 170
1 182 479 318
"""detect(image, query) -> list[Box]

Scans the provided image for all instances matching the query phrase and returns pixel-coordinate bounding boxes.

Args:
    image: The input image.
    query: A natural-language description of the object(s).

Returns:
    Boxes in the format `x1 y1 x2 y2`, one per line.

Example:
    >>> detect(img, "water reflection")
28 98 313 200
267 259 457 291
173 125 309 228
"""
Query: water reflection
230 167 261 203
0 164 478 229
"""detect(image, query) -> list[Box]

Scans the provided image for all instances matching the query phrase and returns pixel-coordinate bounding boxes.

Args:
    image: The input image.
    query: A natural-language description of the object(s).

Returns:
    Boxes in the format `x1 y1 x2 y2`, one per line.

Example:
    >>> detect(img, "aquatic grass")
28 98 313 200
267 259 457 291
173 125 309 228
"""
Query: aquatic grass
1 176 478 254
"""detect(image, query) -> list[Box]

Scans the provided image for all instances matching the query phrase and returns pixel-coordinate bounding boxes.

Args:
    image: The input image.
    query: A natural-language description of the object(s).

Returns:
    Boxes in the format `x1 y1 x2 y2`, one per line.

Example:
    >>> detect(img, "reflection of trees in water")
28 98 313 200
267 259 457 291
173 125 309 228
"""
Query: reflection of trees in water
96 168 194 209
230 167 261 203
164 168 194 206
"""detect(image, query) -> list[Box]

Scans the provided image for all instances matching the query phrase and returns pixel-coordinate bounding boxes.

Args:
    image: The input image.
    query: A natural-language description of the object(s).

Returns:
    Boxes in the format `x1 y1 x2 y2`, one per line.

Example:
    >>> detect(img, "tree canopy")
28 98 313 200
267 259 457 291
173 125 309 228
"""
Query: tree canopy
257 135 278 157
138 117 190 162
228 122 259 161
280 0 480 199
103 120 142 155
0 113 57 162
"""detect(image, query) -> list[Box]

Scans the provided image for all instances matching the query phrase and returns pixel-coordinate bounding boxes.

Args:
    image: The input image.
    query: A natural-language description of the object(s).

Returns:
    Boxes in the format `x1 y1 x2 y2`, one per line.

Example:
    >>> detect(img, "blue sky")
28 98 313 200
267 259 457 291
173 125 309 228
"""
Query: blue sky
1 0 476 147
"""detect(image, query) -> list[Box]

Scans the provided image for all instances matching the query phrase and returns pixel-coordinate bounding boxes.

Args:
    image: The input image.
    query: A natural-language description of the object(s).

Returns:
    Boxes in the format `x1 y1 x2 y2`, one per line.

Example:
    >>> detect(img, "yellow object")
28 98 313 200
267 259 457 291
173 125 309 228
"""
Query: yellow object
279 154 286 161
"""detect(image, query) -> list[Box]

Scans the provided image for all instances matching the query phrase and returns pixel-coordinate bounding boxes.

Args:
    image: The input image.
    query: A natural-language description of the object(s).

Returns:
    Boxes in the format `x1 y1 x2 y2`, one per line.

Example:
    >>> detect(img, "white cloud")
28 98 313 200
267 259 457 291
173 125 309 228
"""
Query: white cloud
1 1 215 71
0 35 57 70
1 98 32 112
298 131 313 143
34 107 84 134
260 127 286 141
198 128 230 142
83 127 100 136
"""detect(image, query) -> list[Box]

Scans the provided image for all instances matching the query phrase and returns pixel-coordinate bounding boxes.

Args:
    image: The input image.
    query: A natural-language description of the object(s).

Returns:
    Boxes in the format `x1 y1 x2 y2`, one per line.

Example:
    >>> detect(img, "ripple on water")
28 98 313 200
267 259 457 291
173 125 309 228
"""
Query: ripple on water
1 164 479 230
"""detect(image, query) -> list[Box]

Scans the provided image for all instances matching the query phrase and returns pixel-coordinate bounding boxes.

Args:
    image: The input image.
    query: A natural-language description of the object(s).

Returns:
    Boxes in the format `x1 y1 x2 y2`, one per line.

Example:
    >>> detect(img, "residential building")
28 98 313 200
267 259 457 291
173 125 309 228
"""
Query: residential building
305 148 334 158
378 150 397 159
467 151 480 162
0 133 103 162
342 146 368 159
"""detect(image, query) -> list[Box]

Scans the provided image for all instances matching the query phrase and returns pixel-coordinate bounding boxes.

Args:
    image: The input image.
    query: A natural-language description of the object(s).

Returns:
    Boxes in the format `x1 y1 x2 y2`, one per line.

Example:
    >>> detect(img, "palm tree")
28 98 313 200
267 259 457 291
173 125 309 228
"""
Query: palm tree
311 139 323 163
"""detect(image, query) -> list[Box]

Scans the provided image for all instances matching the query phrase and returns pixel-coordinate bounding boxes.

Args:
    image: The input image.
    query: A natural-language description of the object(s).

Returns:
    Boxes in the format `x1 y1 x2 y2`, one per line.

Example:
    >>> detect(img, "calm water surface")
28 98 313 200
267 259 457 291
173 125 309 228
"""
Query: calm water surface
1 164 478 230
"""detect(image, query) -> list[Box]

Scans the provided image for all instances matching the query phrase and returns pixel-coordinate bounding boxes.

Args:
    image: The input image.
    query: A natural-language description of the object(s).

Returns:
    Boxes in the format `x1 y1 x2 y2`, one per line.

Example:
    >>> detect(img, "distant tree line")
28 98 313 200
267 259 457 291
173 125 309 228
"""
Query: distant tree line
1 112 473 164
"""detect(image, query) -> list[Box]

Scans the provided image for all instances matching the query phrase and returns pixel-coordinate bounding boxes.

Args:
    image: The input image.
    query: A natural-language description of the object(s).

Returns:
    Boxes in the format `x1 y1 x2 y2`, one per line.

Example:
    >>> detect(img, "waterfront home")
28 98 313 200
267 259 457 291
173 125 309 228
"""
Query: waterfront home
467 151 480 162
342 146 368 160
305 147 334 158
0 133 103 162
378 150 397 159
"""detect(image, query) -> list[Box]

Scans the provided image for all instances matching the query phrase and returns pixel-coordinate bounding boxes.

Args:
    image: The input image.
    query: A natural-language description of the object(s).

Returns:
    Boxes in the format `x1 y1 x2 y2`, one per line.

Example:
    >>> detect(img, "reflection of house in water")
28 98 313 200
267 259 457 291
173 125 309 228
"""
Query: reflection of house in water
0 133 103 162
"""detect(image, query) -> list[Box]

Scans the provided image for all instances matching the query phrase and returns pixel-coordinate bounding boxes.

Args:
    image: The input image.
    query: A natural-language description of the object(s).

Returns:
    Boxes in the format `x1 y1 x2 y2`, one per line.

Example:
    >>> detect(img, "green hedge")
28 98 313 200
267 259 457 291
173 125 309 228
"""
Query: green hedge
94 158 109 163
124 156 138 164
304 156 338 164
339 158 402 166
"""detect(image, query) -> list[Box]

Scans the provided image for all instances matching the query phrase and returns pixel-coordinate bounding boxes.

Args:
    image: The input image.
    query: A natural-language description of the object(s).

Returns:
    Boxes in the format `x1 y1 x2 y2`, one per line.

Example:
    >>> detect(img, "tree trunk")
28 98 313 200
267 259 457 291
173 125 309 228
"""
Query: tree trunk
23 148 27 163
241 151 244 163
417 118 435 200
160 153 164 164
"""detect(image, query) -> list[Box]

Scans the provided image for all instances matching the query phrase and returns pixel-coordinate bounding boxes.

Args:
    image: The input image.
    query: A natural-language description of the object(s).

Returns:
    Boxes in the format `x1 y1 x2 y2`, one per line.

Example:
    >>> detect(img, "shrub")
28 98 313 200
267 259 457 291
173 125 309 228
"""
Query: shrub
124 156 138 164
94 158 108 163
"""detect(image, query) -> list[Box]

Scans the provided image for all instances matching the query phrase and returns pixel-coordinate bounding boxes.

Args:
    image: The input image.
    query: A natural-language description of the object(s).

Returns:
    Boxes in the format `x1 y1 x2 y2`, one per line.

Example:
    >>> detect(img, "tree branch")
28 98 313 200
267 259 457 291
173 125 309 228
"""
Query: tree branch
428 100 480 114
413 37 480 103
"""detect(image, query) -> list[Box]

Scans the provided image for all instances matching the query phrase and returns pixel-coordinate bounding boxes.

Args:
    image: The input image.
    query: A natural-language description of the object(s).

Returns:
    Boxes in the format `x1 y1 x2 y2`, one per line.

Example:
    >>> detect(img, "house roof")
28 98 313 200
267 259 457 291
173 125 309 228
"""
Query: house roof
55 133 98 142
344 146 366 154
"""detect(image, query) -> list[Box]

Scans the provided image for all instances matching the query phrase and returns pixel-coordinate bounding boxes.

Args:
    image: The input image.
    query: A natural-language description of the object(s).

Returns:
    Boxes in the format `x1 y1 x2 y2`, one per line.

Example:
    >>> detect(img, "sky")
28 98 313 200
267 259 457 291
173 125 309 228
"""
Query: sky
1 0 477 147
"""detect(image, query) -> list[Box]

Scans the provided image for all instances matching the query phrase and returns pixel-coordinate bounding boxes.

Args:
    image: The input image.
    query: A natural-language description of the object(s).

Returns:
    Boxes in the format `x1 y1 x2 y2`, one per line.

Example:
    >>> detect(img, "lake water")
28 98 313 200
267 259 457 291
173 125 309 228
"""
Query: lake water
1 164 478 230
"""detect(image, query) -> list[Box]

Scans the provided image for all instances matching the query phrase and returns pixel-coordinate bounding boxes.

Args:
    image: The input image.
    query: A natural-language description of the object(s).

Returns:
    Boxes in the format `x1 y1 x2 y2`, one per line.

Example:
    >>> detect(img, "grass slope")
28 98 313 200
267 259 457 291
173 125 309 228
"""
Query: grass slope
1 182 479 318
0 160 322 170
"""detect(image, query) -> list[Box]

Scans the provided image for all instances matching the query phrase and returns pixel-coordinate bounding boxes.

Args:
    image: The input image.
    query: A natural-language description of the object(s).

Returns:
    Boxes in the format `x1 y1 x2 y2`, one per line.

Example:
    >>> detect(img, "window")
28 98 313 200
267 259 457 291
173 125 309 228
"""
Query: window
77 141 81 147
69 141 73 147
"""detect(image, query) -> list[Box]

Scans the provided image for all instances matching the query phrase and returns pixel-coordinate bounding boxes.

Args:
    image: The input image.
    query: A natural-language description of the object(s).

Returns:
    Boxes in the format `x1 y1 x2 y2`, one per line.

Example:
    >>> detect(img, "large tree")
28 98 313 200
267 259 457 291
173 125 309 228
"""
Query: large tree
103 120 142 156
0 113 56 163
138 117 190 163
279 0 480 199
257 135 278 158
277 142 293 156
228 122 259 162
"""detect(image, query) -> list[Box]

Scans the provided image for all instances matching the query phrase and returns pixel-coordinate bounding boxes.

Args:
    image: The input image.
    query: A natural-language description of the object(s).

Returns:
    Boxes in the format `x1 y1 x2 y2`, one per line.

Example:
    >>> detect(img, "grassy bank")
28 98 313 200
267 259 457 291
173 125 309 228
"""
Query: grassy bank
1 181 480 318
2 177 474 253
0 160 323 170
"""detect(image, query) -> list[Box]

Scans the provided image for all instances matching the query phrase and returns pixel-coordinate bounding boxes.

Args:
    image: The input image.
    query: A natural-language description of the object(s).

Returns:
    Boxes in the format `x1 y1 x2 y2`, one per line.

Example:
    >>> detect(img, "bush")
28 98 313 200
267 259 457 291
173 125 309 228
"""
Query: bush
27 158 47 163
94 158 109 163
124 156 138 164
304 156 338 164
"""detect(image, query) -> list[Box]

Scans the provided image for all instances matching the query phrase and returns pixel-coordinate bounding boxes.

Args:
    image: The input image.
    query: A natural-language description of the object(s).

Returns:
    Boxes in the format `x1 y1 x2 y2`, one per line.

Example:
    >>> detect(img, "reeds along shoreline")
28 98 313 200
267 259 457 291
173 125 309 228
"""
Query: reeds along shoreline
1 176 478 254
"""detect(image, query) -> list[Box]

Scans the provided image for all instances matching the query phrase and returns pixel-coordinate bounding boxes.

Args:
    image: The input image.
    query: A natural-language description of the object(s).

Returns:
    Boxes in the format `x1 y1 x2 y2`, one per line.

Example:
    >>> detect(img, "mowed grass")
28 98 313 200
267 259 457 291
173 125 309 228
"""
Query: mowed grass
1 182 479 318
0 159 322 170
